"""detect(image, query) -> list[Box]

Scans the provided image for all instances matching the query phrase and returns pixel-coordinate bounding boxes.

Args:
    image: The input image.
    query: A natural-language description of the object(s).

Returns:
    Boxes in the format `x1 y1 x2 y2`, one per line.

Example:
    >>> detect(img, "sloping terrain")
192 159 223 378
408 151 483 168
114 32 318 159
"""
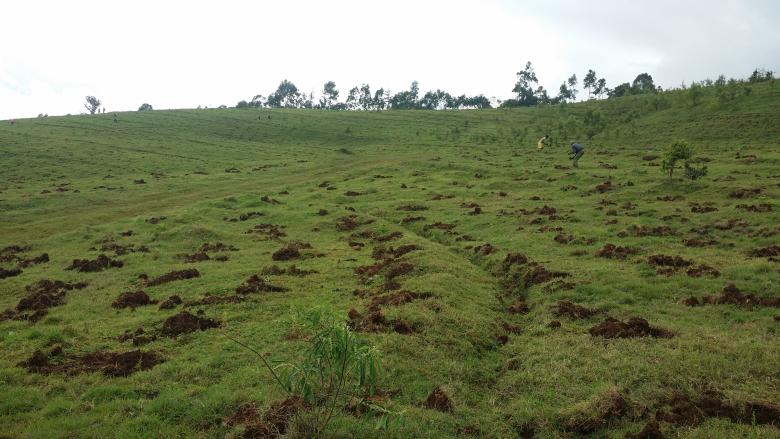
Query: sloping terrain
1 83 779 437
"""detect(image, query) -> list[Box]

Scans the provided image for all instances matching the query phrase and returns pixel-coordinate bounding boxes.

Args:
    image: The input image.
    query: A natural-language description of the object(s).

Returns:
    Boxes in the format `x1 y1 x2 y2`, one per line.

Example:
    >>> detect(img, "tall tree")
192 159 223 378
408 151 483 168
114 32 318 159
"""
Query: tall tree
346 87 360 110
267 80 300 108
358 84 373 110
372 88 387 111
631 73 656 94
594 78 607 99
556 82 573 103
567 74 578 100
319 81 338 109
511 61 539 106
390 81 420 109
583 69 597 99
84 96 101 114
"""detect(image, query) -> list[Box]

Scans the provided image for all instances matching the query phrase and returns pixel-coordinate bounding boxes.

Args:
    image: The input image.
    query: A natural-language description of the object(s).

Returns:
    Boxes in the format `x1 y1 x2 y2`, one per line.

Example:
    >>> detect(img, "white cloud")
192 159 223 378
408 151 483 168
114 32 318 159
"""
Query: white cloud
1 0 778 119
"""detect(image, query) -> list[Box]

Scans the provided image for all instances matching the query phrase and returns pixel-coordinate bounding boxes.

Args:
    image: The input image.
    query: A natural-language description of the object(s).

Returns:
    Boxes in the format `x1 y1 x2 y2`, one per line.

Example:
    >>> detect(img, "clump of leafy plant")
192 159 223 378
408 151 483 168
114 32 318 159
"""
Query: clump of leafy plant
661 140 707 179
228 308 389 436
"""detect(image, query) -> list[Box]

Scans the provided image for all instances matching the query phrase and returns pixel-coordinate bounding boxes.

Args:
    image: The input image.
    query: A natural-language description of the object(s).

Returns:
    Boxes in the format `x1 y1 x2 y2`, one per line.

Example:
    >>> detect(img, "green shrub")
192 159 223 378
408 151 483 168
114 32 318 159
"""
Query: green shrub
661 140 693 178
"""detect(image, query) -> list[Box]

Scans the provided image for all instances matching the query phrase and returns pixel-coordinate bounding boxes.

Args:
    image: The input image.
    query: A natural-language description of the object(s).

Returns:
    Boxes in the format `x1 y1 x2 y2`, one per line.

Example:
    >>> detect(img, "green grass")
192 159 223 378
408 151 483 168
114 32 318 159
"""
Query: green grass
1 82 779 438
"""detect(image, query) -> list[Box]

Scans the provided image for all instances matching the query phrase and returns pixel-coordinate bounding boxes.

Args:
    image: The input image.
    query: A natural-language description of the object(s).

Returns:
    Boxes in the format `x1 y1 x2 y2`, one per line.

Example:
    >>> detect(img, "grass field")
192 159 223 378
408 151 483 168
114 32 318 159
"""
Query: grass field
1 82 779 438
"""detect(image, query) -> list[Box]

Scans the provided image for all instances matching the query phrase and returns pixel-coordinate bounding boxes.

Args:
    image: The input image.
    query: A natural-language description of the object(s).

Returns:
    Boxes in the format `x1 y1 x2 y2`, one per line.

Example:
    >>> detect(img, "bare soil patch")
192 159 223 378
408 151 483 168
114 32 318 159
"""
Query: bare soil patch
589 317 673 339
729 188 762 199
145 269 200 286
67 254 123 272
424 386 454 413
236 275 288 294
1 279 87 323
158 295 183 309
18 348 163 377
553 300 596 319
112 290 155 309
246 224 287 240
162 311 221 337
596 244 638 259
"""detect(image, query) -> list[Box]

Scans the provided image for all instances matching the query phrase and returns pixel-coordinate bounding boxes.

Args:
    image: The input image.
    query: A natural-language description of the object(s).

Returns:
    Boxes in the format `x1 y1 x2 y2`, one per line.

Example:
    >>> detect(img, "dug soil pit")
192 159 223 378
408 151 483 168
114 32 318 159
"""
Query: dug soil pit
686 264 720 278
397 204 428 211
335 215 373 232
118 327 157 346
596 244 637 260
589 317 673 339
67 254 123 272
561 389 634 434
372 245 420 260
161 311 220 337
235 275 288 294
261 264 317 277
145 269 200 287
737 203 772 213
112 290 155 309
424 386 454 413
184 252 210 262
246 223 287 240
524 265 569 287
401 215 425 224
18 349 163 376
553 300 596 319
690 203 718 213
0 267 22 279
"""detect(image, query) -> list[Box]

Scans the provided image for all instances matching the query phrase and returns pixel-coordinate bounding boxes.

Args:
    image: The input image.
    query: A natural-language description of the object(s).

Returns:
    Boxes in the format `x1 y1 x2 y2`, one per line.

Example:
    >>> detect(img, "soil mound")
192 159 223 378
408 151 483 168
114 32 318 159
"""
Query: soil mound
524 265 569 286
227 397 304 438
372 244 420 260
0 267 22 279
146 269 200 286
246 224 287 240
162 311 220 337
501 252 529 271
729 188 762 199
737 203 772 212
272 245 300 261
655 391 780 427
424 386 454 413
589 317 673 339
1 280 87 323
397 204 428 211
261 265 317 276
18 349 163 376
184 252 210 262
561 389 632 434
158 295 183 309
596 244 637 259
112 290 154 308
235 275 288 294
67 254 123 272
647 255 692 267
749 245 780 257
702 283 779 307
553 300 596 319
625 225 673 237
335 215 373 232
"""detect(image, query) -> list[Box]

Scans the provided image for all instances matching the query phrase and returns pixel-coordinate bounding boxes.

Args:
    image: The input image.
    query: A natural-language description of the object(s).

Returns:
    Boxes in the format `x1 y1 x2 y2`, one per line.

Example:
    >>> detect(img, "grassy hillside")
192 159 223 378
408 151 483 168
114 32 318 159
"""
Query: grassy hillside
1 82 779 438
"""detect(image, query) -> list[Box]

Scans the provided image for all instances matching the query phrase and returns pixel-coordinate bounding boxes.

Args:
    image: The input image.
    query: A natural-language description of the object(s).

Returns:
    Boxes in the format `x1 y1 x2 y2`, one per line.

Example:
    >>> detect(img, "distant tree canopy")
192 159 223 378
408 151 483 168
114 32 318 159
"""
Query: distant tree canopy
138 103 153 111
84 96 101 114
225 65 771 112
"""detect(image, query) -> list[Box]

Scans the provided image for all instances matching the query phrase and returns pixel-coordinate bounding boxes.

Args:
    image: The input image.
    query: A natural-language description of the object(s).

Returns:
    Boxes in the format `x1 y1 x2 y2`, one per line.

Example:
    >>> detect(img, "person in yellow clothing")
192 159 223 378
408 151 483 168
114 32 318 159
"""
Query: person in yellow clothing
537 134 549 150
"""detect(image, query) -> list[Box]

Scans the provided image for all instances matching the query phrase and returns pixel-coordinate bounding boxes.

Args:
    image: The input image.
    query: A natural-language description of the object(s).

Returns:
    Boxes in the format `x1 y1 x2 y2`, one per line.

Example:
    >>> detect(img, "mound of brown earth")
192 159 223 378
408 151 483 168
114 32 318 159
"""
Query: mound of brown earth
589 317 673 339
423 222 456 232
18 349 163 377
372 245 420 260
246 223 287 240
594 181 613 193
508 300 529 314
272 245 300 261
0 279 87 323
145 269 200 286
424 386 454 413
261 264 317 276
344 190 364 196
235 275 288 294
749 245 780 257
368 290 424 311
655 391 780 428
401 215 425 224
474 243 496 255
226 397 304 438
682 238 718 247
701 283 780 307
335 215 373 232
186 295 244 306
431 194 454 200
67 254 123 272
737 203 772 212
656 195 683 201
158 295 183 309
0 267 22 279
15 253 49 268
238 212 264 221
112 291 154 308
729 188 762 199
647 255 692 268
161 311 220 337
625 225 674 237
100 243 148 256
686 264 720 278
553 300 596 319
260 195 279 203
596 244 638 259
561 389 633 434
524 265 569 286
146 216 167 224
501 252 529 271
184 252 210 262
117 326 156 346
690 203 718 213
397 204 428 211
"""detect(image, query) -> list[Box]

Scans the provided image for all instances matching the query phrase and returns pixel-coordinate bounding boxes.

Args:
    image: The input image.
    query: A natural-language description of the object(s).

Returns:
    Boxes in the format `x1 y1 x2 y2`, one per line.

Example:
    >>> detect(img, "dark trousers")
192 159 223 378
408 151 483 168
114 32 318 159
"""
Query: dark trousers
571 150 584 167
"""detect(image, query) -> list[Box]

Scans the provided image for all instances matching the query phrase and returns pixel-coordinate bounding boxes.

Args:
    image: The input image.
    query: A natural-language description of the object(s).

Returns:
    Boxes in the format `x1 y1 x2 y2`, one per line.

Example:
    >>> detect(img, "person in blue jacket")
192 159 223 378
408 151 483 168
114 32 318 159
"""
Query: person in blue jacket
569 142 585 168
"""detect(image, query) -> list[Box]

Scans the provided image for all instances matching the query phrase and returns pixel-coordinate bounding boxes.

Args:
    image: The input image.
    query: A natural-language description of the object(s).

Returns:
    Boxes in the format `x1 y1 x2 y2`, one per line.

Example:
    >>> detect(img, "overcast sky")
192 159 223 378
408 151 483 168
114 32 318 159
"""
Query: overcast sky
1 0 778 119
